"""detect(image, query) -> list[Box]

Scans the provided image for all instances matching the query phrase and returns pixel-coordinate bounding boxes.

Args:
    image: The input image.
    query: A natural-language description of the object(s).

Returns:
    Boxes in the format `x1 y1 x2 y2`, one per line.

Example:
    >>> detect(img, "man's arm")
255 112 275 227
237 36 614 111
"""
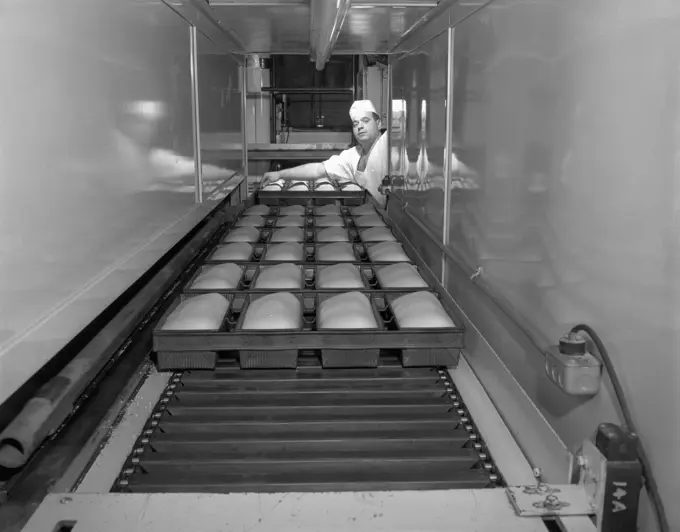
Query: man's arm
262 163 327 184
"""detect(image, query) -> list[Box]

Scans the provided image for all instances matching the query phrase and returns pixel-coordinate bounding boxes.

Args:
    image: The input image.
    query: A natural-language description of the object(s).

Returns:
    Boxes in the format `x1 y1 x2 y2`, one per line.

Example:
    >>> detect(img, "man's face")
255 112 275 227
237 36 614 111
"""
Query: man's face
351 112 381 146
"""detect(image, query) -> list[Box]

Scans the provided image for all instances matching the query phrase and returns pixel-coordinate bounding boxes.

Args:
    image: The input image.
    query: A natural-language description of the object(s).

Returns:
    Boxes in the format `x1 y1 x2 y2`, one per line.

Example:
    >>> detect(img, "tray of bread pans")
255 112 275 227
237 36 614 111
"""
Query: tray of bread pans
205 243 360 264
153 290 464 354
256 179 368 206
185 264 386 294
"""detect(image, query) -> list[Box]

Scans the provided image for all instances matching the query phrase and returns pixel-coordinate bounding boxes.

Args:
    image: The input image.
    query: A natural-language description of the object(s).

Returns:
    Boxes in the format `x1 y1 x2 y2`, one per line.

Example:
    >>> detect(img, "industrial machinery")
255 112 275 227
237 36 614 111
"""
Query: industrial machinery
0 1 674 532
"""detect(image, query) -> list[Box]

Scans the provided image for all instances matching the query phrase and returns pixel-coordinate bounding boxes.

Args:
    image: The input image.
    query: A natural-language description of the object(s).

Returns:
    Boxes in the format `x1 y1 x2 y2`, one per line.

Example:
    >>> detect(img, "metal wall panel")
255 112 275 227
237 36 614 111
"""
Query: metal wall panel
0 0 240 407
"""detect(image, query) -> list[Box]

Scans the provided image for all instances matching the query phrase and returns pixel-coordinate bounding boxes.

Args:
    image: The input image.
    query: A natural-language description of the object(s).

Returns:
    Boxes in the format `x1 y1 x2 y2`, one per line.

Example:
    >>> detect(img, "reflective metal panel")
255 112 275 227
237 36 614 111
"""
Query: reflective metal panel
388 31 449 280
209 4 433 54
445 0 679 529
0 0 201 406
197 34 244 192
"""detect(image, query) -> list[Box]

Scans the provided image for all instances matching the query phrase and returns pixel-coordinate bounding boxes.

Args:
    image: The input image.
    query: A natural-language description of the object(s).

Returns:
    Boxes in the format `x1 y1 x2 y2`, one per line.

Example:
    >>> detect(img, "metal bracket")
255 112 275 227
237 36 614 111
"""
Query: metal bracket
506 483 595 518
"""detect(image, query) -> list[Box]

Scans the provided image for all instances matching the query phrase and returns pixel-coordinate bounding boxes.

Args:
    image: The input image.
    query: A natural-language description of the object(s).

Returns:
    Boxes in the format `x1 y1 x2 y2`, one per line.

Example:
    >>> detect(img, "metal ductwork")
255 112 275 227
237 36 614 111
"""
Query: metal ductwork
309 0 352 71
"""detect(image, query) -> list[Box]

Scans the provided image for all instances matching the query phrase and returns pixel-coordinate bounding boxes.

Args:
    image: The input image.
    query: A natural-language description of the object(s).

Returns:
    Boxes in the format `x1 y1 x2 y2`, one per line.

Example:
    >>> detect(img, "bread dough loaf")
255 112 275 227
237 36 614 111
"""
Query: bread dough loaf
276 215 304 227
262 179 285 191
212 243 254 261
316 180 335 191
161 293 229 331
191 263 243 290
315 204 341 215
235 215 265 227
317 264 364 289
376 263 428 289
342 183 362 191
367 242 410 262
318 292 378 329
264 242 304 261
279 205 305 215
316 242 356 261
316 215 344 227
351 204 376 216
254 263 303 289
391 292 455 328
271 227 304 242
360 227 396 242
354 214 386 228
241 292 302 330
288 180 309 191
317 227 349 242
223 226 261 243
245 205 270 216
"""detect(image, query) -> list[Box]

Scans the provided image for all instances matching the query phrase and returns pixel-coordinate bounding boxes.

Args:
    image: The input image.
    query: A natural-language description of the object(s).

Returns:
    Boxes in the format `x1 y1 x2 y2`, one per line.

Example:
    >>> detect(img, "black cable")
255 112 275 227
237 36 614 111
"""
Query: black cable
570 324 669 532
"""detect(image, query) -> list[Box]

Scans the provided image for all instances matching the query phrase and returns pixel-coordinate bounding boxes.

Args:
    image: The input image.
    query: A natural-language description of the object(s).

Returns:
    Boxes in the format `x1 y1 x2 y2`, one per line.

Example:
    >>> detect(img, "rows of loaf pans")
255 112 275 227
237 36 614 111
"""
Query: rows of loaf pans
256 182 367 206
240 205 367 217
233 212 363 229
206 243 413 265
184 263 428 293
220 226 399 245
153 291 463 370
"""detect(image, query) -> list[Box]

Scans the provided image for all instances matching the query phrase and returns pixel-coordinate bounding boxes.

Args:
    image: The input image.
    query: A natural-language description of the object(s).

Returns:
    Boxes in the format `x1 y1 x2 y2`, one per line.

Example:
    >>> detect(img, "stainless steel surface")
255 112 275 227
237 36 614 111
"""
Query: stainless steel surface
190 26 204 203
441 26 455 280
383 198 573 484
241 64 249 176
209 2 435 54
384 1 679 530
21 491 549 532
0 0 242 408
310 0 352 70
161 0 244 60
390 0 496 55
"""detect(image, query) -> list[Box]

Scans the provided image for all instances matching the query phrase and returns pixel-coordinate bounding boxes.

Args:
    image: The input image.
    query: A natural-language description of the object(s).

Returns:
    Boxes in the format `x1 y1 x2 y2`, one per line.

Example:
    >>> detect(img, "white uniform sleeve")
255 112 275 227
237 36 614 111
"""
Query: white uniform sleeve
323 148 358 182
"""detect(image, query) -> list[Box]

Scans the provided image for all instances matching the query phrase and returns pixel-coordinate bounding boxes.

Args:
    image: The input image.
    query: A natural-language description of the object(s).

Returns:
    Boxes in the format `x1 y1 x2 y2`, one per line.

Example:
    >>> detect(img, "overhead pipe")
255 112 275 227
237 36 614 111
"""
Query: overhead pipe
310 0 352 71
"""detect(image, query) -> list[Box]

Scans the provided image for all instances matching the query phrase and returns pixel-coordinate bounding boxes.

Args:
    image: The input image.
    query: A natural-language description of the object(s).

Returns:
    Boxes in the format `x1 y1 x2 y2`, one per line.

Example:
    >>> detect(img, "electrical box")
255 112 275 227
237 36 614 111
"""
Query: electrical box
545 333 602 396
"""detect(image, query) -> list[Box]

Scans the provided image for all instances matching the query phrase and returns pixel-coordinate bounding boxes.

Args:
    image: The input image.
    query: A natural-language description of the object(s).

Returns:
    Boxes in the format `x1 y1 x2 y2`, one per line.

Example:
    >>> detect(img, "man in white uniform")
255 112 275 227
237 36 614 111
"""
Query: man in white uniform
261 100 389 205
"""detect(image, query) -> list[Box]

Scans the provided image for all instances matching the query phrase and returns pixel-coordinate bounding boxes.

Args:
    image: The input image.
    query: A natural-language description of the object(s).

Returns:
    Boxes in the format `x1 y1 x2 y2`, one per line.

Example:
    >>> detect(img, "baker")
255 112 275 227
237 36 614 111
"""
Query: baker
260 100 389 205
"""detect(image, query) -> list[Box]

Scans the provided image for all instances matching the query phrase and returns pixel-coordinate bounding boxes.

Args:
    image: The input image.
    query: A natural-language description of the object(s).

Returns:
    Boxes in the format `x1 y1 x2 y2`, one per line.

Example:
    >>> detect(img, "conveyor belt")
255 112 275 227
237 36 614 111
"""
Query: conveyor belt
114 355 502 493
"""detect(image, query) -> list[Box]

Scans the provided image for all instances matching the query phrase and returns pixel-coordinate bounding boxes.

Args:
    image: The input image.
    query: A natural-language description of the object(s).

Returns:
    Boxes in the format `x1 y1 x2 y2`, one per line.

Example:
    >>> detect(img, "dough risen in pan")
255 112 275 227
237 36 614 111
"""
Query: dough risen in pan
244 205 270 215
375 263 427 289
360 226 396 242
276 215 304 227
315 204 341 215
161 293 229 331
315 215 344 227
279 205 306 215
288 180 309 191
316 242 356 262
317 292 378 329
351 204 376 216
391 291 455 329
223 226 261 243
367 242 410 262
241 292 302 330
341 182 362 191
254 264 303 289
354 214 386 228
190 263 243 290
271 227 304 242
317 227 349 242
264 242 304 261
317 264 364 289
211 243 254 261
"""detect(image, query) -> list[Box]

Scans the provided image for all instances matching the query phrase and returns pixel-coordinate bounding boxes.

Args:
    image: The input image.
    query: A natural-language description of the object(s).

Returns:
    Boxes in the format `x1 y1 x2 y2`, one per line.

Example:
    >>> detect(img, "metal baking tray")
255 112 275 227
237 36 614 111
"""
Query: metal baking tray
152 290 464 352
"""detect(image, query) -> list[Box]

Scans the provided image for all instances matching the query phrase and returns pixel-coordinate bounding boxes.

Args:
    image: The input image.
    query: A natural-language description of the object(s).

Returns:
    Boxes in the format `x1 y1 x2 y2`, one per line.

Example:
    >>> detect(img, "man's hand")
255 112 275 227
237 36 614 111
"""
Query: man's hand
260 171 281 188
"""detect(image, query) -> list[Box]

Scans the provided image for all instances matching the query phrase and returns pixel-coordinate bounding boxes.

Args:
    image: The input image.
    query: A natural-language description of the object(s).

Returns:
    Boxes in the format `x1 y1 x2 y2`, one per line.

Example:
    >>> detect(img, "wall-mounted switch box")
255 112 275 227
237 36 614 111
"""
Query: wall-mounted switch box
545 333 602 396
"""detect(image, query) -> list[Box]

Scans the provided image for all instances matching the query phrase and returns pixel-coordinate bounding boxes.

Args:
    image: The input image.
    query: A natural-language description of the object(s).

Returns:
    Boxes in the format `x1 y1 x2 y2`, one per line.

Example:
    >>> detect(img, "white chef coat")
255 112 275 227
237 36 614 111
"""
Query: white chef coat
323 132 388 205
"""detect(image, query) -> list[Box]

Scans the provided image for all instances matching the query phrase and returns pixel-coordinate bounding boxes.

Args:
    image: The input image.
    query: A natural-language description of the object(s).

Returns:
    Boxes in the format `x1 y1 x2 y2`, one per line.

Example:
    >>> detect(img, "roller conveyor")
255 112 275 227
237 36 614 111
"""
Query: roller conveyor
113 355 502 493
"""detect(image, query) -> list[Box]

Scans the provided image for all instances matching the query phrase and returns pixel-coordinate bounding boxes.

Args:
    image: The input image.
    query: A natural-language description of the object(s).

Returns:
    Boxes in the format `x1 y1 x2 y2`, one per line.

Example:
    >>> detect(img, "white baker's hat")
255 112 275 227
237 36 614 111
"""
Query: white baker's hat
349 100 378 119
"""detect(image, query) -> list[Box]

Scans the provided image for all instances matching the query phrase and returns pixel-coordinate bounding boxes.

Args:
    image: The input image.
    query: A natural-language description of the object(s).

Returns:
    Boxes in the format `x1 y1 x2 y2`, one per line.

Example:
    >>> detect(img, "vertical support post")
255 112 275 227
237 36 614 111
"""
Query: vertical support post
386 61 393 180
441 26 455 285
241 62 249 178
189 25 203 204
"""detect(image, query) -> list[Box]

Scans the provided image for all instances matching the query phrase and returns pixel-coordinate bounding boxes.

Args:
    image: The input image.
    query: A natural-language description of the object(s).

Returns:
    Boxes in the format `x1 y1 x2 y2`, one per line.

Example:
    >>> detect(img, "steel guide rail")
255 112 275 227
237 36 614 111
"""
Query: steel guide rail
112 361 504 494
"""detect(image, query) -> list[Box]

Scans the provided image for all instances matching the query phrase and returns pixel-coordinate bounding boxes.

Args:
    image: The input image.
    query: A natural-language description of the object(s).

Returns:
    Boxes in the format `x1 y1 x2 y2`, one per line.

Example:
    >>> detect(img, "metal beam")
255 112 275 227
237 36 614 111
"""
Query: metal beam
189 25 204 204
390 0 495 55
210 0 436 6
161 0 245 61
310 0 352 71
